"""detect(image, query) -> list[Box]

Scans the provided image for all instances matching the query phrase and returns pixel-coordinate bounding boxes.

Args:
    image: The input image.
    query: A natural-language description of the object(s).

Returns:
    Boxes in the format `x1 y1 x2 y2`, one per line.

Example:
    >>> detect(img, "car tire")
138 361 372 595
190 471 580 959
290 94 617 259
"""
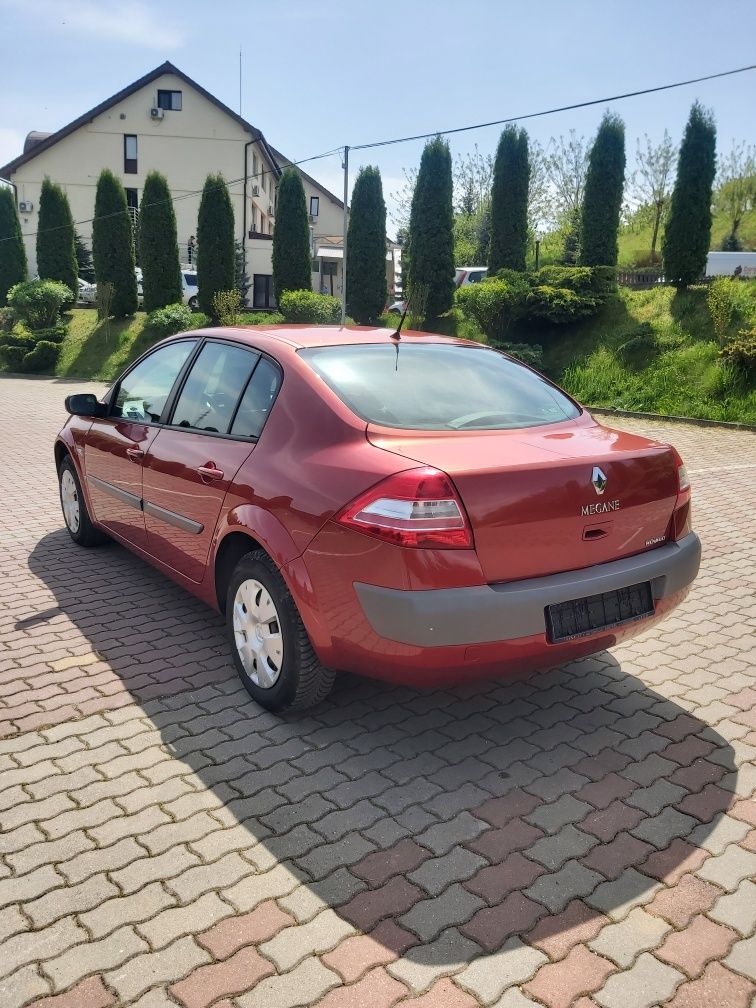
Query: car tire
188 296 198 310
226 550 335 712
59 456 109 547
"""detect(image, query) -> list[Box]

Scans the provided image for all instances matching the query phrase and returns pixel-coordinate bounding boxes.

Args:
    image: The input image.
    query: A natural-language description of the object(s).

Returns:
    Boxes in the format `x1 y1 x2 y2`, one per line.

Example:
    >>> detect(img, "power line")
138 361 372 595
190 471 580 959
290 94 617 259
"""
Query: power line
351 63 756 151
3 61 754 246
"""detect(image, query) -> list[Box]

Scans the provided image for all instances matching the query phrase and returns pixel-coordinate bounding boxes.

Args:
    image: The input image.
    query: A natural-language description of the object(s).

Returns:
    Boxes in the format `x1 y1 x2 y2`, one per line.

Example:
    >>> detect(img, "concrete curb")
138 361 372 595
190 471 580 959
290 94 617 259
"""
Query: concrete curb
587 405 756 433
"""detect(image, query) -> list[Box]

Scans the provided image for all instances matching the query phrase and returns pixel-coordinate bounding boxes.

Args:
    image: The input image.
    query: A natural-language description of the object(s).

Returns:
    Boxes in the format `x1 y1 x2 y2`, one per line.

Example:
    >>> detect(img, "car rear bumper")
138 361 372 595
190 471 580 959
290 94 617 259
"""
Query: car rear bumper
353 533 701 648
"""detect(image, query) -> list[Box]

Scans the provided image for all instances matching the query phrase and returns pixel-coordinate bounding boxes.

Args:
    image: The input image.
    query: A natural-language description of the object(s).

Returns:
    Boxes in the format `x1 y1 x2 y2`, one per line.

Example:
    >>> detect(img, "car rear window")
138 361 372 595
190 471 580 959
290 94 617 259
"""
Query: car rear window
299 343 580 431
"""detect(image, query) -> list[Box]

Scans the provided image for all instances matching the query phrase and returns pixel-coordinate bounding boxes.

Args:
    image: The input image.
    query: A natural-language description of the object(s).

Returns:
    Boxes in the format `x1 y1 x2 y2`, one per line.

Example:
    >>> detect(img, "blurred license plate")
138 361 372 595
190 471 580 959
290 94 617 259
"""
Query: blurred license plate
546 582 654 643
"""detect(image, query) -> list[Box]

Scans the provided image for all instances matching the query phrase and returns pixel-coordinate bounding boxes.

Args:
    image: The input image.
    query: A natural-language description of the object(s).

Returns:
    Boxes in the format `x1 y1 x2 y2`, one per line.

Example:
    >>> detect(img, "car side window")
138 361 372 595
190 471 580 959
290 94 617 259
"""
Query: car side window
112 341 197 423
230 357 282 439
170 342 260 434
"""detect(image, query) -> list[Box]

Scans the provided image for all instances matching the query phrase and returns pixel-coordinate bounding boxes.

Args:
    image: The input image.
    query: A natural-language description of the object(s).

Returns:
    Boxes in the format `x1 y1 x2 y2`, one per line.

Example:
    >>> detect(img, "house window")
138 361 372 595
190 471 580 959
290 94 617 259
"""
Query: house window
252 154 259 180
309 196 319 218
157 90 182 110
321 260 338 276
124 134 137 174
253 274 276 309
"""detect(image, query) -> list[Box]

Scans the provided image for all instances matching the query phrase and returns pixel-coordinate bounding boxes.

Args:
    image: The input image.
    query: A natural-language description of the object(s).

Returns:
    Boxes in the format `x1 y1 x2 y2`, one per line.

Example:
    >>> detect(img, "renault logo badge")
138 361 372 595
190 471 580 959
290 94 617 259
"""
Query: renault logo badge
591 466 608 495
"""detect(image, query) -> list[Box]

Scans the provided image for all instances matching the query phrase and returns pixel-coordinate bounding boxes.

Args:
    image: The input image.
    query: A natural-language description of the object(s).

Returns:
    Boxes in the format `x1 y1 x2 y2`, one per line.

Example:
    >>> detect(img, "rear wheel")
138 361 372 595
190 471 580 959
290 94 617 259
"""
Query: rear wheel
59 456 108 546
226 550 335 712
188 295 198 310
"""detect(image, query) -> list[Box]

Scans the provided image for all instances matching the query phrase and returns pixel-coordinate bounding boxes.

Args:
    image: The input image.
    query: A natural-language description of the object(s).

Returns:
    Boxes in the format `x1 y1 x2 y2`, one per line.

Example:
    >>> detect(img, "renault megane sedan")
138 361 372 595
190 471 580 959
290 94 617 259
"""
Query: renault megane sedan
56 325 701 711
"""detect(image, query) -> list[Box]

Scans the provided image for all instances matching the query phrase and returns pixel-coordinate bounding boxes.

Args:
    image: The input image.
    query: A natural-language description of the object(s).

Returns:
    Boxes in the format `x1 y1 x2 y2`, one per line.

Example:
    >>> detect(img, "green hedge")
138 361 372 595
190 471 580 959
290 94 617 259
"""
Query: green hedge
279 290 341 324
145 303 193 339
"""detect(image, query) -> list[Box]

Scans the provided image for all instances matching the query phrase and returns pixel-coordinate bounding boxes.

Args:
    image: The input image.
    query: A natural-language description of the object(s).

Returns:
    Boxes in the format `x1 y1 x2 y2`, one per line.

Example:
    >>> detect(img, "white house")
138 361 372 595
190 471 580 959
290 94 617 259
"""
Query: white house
0 61 345 310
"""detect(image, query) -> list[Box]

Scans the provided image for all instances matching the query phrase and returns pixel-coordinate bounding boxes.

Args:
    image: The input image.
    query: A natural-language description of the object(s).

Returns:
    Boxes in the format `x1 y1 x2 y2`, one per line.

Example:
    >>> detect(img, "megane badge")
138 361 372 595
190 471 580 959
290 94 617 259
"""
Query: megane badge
591 466 608 495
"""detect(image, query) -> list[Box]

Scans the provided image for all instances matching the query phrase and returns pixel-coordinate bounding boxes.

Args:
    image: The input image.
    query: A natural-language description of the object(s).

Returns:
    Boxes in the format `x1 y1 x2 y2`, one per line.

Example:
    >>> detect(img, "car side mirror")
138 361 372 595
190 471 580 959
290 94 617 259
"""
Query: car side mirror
64 393 105 418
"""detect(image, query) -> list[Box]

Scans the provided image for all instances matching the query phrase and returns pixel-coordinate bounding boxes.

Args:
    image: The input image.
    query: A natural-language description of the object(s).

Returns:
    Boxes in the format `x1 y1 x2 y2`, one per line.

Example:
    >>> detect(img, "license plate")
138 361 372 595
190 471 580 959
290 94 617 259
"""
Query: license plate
545 581 654 643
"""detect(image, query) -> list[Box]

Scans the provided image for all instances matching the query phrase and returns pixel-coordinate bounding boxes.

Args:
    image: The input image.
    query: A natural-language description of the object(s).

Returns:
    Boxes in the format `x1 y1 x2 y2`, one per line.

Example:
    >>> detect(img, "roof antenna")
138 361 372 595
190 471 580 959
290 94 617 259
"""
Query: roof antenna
390 299 409 341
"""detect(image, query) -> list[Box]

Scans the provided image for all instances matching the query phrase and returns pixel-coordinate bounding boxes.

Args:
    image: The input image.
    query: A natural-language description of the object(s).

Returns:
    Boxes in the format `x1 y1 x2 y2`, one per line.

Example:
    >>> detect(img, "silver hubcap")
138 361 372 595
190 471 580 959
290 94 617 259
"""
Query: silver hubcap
232 578 284 688
61 470 80 533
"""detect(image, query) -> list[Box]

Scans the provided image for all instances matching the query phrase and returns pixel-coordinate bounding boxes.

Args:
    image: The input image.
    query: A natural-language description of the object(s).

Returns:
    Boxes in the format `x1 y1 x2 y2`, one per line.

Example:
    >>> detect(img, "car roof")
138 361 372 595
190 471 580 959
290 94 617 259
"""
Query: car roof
225 324 475 350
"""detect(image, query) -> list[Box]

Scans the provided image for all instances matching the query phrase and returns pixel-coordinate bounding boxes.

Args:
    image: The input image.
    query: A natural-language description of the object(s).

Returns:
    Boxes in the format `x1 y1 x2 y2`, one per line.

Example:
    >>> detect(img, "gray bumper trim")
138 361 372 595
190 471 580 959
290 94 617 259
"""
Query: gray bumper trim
354 533 701 647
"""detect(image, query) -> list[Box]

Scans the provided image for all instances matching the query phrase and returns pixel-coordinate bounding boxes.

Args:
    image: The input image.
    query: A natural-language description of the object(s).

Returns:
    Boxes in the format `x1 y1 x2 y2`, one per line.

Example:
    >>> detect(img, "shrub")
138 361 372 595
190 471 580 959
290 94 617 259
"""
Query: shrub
197 174 235 317
36 178 78 301
7 279 73 329
0 186 27 306
145 302 192 338
707 277 736 346
279 290 341 324
531 265 595 293
720 326 756 378
237 311 284 326
0 327 61 372
139 171 182 312
213 289 242 326
188 311 211 329
0 306 15 333
526 285 596 323
496 341 544 370
456 274 529 340
346 166 387 323
92 169 138 318
616 323 659 365
272 168 311 299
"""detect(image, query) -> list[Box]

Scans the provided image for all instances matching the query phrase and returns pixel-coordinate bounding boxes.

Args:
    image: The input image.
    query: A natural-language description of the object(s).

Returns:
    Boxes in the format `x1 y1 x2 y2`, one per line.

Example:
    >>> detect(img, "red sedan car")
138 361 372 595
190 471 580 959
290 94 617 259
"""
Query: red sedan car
56 325 700 711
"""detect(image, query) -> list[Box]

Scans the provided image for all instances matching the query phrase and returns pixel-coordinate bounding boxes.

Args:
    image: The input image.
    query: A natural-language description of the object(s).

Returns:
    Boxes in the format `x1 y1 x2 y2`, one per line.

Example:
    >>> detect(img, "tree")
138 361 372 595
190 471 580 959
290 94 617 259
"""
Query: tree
235 240 250 304
75 231 94 283
392 146 493 233
545 131 590 262
527 140 551 235
0 186 27 305
663 102 717 288
407 136 455 319
580 112 626 268
630 131 677 263
92 169 138 318
139 171 182 312
36 178 77 298
346 166 387 323
715 142 756 249
272 168 311 299
196 173 235 317
489 126 530 272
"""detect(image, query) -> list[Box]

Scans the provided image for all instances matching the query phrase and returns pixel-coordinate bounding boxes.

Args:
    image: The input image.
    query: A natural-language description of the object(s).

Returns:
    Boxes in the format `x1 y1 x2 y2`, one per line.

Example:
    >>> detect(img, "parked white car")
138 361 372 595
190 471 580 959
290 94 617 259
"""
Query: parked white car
77 278 97 305
182 270 199 309
455 266 488 287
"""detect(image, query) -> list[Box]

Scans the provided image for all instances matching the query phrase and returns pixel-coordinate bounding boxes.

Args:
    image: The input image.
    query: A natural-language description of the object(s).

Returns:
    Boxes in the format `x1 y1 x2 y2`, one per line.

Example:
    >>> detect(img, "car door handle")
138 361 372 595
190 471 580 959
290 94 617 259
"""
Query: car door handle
126 447 144 462
198 465 224 481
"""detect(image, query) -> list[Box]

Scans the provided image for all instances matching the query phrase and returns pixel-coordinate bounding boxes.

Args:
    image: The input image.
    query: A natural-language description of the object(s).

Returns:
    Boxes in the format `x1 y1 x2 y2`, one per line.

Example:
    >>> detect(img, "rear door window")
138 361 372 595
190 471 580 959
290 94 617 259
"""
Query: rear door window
229 357 282 439
300 343 580 430
170 342 260 433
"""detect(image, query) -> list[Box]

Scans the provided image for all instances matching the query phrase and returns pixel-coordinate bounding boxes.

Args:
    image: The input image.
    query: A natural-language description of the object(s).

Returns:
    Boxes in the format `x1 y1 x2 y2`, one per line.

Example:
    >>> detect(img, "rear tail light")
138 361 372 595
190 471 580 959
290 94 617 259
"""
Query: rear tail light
671 449 692 540
336 467 473 549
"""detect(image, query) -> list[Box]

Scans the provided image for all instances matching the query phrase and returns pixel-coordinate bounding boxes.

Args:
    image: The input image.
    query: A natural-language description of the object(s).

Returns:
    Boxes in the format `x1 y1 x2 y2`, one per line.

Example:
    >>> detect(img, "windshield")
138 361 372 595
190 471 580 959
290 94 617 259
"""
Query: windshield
300 343 580 430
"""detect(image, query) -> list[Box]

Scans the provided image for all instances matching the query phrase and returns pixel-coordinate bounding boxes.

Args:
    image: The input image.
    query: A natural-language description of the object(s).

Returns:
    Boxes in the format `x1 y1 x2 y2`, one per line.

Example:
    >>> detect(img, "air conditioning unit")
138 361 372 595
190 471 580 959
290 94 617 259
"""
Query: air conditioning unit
150 107 164 120
309 213 317 222
18 200 33 213
251 185 259 197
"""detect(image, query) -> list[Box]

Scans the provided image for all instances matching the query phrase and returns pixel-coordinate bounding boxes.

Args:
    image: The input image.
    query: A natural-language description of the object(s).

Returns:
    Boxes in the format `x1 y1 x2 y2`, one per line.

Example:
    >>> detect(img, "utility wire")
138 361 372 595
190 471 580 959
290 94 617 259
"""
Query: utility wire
3 62 755 245
351 63 756 150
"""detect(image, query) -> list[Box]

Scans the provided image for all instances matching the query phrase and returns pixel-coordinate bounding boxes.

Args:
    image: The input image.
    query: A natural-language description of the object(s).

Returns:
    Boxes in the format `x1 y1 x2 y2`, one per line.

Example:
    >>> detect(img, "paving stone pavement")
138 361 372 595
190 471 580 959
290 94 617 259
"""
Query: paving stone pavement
0 375 755 1008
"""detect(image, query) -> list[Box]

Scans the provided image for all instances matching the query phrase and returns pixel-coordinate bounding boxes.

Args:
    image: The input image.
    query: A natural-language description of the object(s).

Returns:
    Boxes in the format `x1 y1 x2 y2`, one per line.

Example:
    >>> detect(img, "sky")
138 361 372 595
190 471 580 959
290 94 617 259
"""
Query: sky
1 0 754 237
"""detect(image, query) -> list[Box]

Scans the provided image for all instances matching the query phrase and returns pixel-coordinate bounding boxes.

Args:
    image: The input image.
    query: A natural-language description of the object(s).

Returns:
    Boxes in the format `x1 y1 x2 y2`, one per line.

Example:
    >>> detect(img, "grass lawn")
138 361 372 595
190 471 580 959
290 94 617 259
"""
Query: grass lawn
617 205 756 268
55 309 157 381
532 282 756 424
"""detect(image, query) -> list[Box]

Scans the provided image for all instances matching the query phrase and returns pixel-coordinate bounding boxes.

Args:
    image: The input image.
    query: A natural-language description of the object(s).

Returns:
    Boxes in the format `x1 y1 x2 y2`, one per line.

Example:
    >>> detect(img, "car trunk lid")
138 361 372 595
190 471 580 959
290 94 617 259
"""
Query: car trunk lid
367 420 679 583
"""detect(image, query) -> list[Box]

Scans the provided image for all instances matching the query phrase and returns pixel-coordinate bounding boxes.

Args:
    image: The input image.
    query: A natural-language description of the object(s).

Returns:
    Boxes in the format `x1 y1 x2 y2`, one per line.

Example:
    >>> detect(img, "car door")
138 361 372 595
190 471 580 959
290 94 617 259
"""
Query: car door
142 340 282 583
84 339 198 550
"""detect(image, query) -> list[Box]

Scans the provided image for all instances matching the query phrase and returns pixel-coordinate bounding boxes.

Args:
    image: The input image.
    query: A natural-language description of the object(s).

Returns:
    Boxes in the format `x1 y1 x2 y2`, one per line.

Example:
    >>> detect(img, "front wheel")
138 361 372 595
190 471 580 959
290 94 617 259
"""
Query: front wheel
226 550 335 712
59 456 108 546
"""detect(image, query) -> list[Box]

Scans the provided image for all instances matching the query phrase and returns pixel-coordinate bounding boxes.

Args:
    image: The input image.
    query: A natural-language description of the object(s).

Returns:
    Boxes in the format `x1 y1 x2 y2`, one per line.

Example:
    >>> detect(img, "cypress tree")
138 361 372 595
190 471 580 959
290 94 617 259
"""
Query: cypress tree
579 112 626 267
75 230 94 283
36 178 78 299
272 168 311 298
139 171 182 312
663 102 717 288
407 136 455 319
346 166 387 323
0 187 27 305
92 169 138 317
197 173 235 317
489 126 530 272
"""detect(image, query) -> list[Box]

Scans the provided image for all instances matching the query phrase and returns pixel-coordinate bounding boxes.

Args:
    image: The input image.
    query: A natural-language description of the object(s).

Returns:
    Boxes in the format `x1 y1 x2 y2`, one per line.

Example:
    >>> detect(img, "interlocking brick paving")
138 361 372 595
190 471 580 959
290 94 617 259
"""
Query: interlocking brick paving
0 375 754 1006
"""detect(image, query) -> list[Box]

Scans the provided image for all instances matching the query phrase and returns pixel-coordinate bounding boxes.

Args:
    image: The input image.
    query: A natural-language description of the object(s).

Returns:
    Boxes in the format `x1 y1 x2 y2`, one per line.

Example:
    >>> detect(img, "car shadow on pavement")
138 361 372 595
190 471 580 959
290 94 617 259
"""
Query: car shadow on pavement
25 530 739 973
